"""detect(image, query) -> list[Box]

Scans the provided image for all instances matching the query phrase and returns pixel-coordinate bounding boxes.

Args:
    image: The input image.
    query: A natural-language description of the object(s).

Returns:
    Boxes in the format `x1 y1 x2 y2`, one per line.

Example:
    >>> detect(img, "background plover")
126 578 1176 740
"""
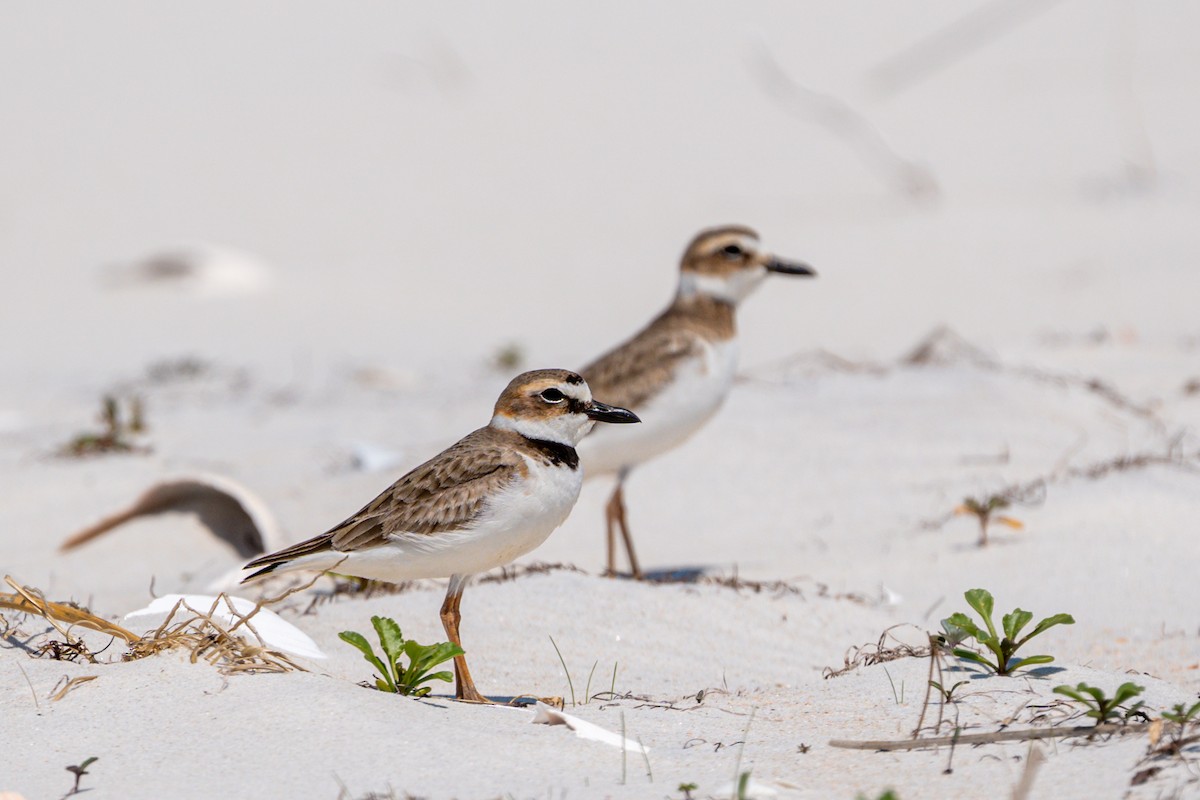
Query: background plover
578 225 815 577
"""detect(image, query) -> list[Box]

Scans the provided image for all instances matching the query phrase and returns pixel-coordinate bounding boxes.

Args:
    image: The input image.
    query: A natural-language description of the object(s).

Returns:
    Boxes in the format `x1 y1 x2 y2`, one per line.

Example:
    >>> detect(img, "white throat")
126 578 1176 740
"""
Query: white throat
678 267 768 305
490 413 594 446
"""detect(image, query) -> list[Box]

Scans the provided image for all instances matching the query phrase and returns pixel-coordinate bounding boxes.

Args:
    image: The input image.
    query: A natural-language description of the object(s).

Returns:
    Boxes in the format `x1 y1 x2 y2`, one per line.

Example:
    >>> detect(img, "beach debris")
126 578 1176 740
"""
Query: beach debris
0 575 139 644
102 244 272 297
60 474 284 560
902 326 996 367
531 702 649 754
124 594 326 660
823 624 930 679
58 394 150 458
830 721 1150 750
1 577 321 668
50 675 99 702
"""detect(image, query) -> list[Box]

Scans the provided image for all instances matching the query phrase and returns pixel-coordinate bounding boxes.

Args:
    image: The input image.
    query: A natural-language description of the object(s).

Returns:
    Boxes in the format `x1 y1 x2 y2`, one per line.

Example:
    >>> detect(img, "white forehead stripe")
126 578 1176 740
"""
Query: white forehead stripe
560 382 592 403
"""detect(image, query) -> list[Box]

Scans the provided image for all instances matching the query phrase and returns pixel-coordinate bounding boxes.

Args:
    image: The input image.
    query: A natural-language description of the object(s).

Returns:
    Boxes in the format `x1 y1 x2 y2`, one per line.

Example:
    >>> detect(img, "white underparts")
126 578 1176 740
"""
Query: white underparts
578 338 739 478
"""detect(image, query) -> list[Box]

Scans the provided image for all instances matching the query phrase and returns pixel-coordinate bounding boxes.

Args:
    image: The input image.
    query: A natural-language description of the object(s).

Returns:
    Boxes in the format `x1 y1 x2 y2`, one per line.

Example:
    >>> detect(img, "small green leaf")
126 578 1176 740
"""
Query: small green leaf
1111 682 1145 707
964 589 994 626
1021 613 1075 644
1002 608 1033 641
951 647 997 672
423 669 454 684
943 613 983 642
1008 654 1054 671
1053 684 1088 703
340 630 392 689
371 616 406 665
1165 700 1200 724
338 630 376 659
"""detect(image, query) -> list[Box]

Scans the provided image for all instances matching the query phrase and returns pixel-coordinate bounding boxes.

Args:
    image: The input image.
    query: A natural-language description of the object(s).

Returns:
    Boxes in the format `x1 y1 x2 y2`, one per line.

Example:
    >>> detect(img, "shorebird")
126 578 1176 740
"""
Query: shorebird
242 369 639 702
578 225 815 578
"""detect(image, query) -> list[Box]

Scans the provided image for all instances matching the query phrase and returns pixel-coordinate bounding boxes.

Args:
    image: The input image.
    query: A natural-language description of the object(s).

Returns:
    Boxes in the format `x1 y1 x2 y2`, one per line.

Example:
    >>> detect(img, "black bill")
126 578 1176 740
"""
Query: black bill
585 400 640 424
765 257 817 276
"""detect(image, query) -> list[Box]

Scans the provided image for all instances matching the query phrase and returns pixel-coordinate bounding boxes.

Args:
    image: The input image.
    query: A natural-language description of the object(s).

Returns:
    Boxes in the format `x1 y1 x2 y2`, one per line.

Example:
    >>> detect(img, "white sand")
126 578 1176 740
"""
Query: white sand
2 3 1199 798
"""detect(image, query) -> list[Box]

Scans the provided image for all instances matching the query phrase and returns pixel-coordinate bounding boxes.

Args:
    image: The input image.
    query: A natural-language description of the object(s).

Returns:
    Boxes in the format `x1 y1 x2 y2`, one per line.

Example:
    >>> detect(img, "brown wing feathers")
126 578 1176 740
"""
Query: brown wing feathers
242 428 527 578
581 296 734 410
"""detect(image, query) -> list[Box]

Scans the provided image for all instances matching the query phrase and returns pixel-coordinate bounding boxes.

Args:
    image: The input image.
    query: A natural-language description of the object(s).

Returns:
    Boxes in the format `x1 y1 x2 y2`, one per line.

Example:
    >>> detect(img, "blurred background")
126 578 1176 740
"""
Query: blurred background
2 1 1197 396
0 0 1197 642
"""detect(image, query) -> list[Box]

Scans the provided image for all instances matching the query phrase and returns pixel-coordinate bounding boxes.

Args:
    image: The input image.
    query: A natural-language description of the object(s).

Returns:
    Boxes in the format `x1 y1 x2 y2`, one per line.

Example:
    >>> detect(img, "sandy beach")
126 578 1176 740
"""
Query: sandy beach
2 3 1199 798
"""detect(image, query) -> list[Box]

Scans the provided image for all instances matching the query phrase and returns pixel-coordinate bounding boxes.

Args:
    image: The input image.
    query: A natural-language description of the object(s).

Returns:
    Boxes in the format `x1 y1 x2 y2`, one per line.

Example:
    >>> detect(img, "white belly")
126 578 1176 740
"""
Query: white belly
579 339 738 478
291 458 583 581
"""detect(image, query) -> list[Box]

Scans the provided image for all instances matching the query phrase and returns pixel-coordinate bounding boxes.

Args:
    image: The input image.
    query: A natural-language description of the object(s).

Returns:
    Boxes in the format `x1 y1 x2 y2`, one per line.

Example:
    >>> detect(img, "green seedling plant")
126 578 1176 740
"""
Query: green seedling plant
955 494 1023 547
1053 681 1145 725
339 615 463 696
930 679 968 703
1157 700 1200 753
1162 700 1200 726
64 756 98 797
941 588 1074 676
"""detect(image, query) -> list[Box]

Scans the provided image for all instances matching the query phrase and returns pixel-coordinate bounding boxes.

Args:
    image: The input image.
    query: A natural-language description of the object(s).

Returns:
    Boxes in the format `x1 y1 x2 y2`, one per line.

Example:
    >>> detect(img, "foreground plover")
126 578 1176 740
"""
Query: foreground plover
242 369 639 702
579 226 815 578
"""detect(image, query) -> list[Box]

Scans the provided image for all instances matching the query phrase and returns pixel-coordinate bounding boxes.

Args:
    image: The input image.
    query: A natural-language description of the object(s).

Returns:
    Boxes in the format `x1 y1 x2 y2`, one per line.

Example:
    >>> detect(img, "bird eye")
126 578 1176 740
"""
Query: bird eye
721 244 744 259
540 388 565 403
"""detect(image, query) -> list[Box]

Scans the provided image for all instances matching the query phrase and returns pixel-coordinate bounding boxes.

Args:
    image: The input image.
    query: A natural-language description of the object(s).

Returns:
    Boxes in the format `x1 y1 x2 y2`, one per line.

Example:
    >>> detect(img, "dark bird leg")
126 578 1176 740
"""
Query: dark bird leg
604 472 642 579
439 574 491 704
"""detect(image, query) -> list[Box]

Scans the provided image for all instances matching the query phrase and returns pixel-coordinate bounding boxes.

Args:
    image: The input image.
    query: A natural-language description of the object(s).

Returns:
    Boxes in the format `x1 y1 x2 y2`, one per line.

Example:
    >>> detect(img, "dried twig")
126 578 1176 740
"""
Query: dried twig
824 625 930 679
831 721 1149 751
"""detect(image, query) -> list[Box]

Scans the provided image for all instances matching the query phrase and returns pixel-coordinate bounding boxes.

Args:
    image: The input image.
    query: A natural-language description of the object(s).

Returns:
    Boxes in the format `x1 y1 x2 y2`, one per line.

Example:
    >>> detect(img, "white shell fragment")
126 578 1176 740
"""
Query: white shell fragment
530 702 649 754
124 594 326 660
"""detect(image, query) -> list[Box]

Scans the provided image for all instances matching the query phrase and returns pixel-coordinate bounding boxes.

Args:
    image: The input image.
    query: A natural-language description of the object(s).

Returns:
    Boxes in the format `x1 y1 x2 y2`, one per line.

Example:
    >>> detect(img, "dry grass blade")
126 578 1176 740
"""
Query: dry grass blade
50 675 99 702
1 575 139 644
478 562 587 584
1012 744 1046 800
125 595 302 674
126 572 325 674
